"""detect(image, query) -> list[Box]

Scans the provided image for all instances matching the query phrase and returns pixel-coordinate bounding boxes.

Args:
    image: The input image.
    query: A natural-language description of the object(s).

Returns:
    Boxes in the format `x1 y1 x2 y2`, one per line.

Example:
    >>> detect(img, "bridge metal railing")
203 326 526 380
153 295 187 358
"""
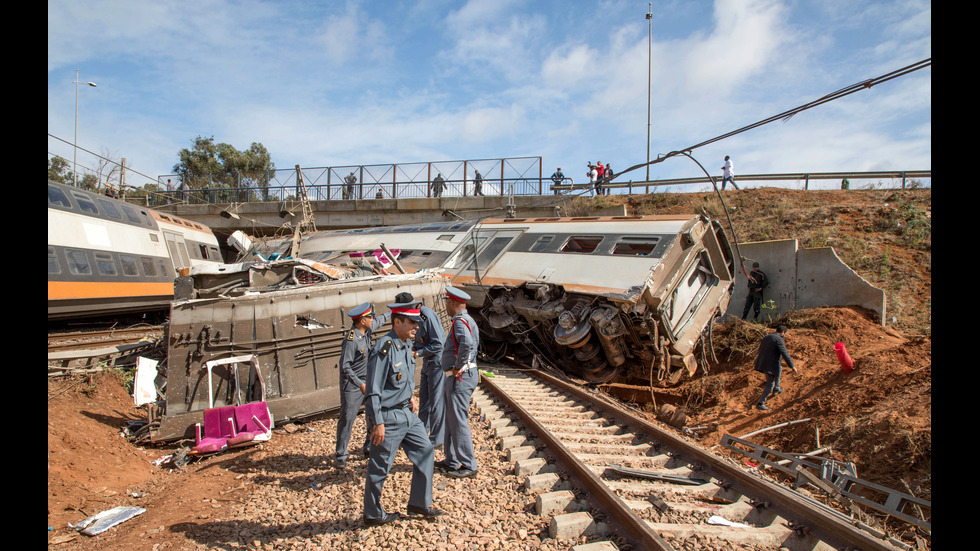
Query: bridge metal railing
151 156 544 207
554 170 932 195
140 166 928 208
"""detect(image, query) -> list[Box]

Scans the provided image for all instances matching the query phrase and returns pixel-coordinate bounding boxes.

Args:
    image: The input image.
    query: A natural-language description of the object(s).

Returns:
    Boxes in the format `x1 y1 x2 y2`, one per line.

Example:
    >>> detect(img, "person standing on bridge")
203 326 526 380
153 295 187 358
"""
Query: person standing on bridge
754 325 798 411
603 164 613 195
551 168 565 195
431 174 446 198
721 155 740 190
435 286 480 479
473 170 484 196
344 171 357 200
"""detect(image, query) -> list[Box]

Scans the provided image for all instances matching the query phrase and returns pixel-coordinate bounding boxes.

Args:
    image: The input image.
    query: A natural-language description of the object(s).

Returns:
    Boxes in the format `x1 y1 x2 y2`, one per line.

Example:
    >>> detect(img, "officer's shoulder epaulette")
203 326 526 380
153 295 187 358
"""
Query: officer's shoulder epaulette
347 329 356 341
379 339 392 356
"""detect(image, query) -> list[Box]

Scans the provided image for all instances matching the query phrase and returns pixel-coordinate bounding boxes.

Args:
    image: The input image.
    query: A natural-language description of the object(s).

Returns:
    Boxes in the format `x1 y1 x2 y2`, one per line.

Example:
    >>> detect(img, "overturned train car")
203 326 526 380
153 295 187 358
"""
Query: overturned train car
446 214 736 386
146 222 481 442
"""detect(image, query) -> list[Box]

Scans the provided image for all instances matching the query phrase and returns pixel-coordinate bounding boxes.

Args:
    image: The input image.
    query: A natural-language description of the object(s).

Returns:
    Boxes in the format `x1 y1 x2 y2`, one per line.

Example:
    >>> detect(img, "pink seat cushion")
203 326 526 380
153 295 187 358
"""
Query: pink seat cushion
227 402 272 448
190 406 237 454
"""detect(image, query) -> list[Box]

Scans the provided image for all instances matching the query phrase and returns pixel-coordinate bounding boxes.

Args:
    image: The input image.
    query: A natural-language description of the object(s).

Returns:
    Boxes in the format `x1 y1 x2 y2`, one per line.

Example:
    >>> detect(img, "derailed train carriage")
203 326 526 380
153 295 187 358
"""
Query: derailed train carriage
147 213 734 441
441 214 736 386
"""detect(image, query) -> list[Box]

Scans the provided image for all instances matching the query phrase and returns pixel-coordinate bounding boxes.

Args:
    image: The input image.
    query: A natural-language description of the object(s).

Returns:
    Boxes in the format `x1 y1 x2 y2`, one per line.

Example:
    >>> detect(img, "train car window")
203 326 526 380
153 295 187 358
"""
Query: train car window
612 236 660 256
446 236 488 269
48 248 61 274
48 185 72 208
529 235 554 252
97 198 122 219
66 249 92 275
472 236 514 270
120 254 139 276
206 246 220 261
95 253 117 276
141 257 158 277
71 192 99 215
121 204 143 224
560 236 603 254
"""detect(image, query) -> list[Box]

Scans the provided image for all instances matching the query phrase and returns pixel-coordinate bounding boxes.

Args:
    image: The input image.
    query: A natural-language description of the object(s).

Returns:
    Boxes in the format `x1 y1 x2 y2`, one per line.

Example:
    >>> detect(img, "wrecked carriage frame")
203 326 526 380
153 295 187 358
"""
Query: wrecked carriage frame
148 269 449 442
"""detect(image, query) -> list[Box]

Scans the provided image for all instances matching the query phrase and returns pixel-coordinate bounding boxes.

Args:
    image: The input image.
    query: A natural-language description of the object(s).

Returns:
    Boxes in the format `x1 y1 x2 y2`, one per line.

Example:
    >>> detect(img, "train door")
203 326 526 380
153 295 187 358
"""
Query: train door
665 251 719 337
163 230 192 273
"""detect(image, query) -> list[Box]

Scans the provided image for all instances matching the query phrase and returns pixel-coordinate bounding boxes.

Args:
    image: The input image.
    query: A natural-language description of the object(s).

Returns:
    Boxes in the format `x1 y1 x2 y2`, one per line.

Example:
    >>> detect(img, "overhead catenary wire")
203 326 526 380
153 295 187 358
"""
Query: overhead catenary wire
612 57 932 184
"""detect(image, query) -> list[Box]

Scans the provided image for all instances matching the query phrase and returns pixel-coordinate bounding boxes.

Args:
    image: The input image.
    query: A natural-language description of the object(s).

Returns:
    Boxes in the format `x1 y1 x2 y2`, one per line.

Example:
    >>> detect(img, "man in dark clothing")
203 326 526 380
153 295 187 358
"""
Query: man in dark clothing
754 325 798 411
551 168 565 194
741 261 767 320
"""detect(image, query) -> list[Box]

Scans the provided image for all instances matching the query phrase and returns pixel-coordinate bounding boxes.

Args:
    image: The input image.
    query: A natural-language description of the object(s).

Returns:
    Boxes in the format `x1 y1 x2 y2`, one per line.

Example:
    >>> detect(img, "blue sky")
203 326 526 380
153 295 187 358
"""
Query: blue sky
48 0 931 192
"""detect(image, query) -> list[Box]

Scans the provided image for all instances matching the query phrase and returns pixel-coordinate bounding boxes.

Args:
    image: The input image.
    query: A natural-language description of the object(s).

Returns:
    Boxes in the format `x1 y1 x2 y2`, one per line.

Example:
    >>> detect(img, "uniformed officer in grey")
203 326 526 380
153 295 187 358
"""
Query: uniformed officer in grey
335 302 390 468
395 291 446 447
363 299 443 526
435 286 480 479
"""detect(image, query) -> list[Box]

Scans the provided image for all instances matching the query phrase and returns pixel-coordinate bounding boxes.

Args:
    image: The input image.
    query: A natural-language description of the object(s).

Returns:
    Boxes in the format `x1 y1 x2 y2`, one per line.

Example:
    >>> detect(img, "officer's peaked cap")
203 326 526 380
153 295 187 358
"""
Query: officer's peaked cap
348 302 374 319
388 300 422 320
446 286 471 303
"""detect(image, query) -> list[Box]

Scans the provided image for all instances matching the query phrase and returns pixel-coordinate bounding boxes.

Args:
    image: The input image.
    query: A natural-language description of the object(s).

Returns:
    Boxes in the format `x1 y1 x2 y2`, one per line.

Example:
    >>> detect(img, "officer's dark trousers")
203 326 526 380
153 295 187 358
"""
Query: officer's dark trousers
418 361 446 447
363 406 434 520
443 368 478 471
336 379 373 460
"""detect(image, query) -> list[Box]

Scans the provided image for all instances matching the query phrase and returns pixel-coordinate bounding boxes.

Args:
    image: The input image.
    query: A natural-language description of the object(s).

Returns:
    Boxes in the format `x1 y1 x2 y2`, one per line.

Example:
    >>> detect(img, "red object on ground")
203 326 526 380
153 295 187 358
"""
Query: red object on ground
835 342 854 373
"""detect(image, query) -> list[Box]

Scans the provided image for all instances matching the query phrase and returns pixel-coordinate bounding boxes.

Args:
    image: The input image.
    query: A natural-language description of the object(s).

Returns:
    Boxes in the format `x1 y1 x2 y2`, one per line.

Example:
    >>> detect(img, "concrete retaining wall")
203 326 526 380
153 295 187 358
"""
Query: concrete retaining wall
725 239 885 324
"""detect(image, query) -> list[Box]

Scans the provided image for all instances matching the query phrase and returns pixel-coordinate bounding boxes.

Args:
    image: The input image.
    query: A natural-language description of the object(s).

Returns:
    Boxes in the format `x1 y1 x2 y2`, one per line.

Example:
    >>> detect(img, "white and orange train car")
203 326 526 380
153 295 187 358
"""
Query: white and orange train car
273 214 736 386
47 180 223 319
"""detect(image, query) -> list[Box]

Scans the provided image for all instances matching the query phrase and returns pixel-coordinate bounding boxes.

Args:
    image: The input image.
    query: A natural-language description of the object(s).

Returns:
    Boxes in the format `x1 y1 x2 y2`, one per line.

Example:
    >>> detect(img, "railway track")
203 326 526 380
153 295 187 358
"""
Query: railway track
475 363 904 551
48 325 164 353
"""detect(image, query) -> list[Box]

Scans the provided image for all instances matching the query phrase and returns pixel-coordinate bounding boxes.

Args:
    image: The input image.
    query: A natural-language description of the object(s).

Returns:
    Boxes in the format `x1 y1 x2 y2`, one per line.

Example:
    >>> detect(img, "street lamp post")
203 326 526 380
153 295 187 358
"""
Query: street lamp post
73 68 98 187
646 3 652 183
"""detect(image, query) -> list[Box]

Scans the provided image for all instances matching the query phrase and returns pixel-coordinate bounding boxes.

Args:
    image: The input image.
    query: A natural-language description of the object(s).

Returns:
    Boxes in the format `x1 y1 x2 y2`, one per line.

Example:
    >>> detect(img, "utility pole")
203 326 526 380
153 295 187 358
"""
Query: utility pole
646 3 653 183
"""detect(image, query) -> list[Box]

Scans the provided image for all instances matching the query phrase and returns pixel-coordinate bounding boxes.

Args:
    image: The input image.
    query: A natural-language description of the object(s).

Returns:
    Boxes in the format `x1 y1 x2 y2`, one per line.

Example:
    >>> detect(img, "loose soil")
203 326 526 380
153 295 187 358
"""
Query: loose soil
47 187 931 549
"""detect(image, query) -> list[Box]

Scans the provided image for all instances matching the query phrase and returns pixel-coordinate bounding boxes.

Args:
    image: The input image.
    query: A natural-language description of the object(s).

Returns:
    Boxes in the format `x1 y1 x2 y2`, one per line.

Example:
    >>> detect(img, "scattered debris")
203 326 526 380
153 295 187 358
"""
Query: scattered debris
69 506 146 536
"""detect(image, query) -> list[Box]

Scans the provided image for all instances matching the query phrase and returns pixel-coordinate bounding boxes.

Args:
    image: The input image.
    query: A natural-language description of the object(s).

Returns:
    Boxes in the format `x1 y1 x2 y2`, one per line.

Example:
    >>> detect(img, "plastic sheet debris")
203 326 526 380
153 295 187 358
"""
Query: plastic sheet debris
707 515 749 528
133 357 161 406
69 506 146 535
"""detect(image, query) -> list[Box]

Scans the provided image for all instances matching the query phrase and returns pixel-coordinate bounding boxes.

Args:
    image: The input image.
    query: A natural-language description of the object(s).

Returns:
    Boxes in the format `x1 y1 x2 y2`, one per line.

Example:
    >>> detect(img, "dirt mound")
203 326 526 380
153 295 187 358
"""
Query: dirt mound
673 306 931 504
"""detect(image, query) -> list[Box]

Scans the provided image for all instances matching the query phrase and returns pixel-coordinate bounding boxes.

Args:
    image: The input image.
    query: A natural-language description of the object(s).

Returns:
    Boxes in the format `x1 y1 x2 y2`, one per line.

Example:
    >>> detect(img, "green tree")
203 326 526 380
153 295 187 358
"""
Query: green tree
172 136 275 201
48 155 73 184
47 155 94 188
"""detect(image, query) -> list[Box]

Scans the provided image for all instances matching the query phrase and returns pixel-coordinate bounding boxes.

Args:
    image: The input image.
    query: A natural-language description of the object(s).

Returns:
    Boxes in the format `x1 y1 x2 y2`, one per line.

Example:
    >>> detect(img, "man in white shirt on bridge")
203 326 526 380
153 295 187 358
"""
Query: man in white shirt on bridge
721 156 740 190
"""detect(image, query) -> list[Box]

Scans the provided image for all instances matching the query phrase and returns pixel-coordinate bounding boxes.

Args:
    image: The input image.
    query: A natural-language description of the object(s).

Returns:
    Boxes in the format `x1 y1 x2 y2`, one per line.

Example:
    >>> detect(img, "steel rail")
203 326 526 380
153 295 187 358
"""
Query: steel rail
481 369 676 551
507 366 902 551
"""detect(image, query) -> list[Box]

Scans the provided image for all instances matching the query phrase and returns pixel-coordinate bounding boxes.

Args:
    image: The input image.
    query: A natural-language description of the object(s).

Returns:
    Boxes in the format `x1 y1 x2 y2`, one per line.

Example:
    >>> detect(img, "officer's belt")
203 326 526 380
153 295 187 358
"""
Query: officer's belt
381 400 411 412
444 360 477 377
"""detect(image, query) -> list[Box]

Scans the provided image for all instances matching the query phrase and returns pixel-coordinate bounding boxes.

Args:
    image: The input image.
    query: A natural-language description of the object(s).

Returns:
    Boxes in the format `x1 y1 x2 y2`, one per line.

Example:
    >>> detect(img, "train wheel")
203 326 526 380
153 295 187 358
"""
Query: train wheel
582 364 620 385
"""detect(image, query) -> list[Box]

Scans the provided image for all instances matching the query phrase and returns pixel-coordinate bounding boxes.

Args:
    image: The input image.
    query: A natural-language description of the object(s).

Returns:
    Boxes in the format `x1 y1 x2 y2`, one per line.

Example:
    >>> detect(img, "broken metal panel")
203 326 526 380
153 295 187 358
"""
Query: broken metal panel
152 269 448 442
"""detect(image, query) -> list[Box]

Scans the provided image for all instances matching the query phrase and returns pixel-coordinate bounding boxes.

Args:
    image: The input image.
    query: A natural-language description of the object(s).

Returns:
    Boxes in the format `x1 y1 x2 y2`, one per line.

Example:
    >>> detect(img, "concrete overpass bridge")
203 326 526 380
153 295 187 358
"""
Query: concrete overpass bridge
151 194 590 241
